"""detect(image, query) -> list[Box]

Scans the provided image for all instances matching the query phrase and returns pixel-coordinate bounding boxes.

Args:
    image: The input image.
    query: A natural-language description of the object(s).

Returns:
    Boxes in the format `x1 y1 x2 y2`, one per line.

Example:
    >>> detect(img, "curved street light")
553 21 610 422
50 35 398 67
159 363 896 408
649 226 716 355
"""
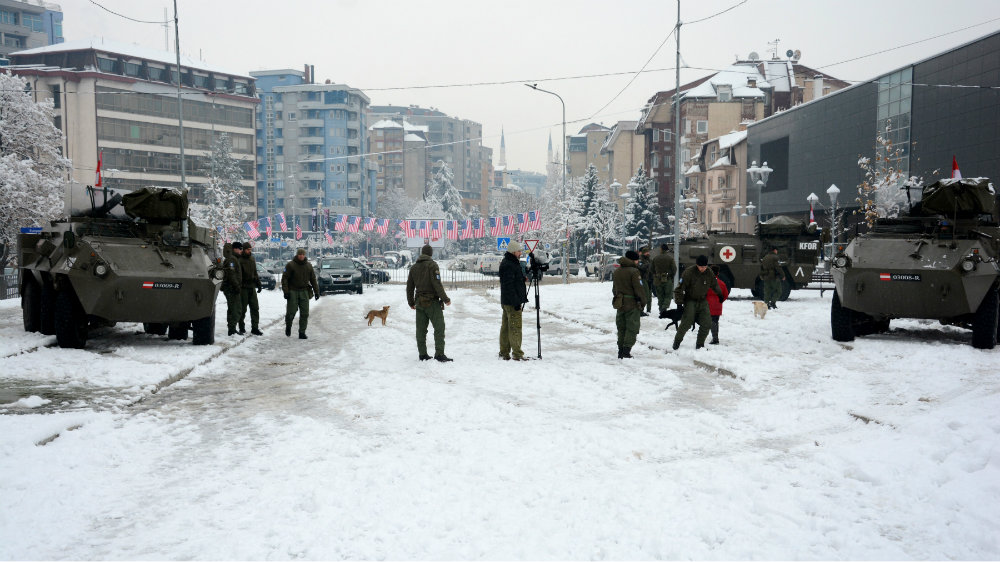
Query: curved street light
526 83 568 284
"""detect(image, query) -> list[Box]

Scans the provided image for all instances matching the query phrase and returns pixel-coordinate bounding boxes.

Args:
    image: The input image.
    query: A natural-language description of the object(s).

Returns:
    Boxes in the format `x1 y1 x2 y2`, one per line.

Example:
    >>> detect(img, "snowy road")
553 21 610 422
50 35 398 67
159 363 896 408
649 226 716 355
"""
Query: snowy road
1 280 998 559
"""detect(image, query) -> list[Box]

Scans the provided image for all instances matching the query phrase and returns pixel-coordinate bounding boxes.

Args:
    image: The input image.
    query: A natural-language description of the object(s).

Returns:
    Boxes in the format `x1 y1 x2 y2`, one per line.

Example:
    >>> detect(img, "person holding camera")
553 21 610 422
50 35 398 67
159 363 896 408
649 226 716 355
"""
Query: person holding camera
499 241 529 361
612 250 647 359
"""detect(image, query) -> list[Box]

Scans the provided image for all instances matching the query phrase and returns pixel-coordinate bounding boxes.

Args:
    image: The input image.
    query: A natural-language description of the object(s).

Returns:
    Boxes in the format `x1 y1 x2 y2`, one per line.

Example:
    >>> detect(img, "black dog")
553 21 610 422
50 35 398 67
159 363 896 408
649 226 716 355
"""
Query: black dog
662 305 685 331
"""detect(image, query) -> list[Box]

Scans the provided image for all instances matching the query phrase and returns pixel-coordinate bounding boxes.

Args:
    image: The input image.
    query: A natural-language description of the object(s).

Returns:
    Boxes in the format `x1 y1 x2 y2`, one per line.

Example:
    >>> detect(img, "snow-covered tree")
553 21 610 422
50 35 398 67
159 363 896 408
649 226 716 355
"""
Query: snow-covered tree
376 187 416 221
193 133 248 234
427 160 465 221
623 166 664 246
856 120 912 228
412 192 445 219
0 72 71 265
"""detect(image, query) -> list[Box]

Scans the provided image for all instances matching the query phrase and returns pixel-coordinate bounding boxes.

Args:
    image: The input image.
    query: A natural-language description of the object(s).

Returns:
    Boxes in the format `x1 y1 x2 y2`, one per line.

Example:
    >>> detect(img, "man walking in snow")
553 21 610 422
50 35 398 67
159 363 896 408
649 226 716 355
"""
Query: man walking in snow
238 241 263 336
652 243 677 318
672 254 722 350
637 246 654 317
406 244 452 362
281 248 319 339
222 242 243 336
498 241 529 360
612 250 646 358
760 247 785 309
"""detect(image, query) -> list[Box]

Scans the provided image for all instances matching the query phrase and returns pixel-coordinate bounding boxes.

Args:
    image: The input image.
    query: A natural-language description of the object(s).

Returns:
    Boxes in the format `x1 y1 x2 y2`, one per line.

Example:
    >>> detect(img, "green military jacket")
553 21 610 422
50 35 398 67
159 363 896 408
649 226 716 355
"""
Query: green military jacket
238 252 260 288
406 254 450 307
760 252 784 280
637 256 653 286
611 256 646 311
674 265 722 303
221 244 242 293
651 251 677 283
281 257 319 296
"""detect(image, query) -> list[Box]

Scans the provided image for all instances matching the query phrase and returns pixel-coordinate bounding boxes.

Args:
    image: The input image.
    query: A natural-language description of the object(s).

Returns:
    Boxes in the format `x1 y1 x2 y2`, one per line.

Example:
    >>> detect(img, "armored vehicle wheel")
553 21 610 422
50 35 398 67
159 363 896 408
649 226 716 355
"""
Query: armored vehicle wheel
719 270 735 293
143 322 168 335
751 277 763 300
168 322 189 340
831 290 855 342
21 276 41 332
971 285 998 350
40 277 56 335
192 312 215 346
779 278 793 301
55 286 88 349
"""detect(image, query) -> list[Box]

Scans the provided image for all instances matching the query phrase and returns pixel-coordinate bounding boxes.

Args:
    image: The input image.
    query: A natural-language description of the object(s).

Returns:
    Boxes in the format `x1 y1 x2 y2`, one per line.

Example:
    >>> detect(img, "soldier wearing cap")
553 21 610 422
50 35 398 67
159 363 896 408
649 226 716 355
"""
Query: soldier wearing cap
281 248 319 339
611 249 646 358
672 254 722 350
651 243 677 317
406 244 452 362
238 241 263 335
637 245 654 316
222 242 244 336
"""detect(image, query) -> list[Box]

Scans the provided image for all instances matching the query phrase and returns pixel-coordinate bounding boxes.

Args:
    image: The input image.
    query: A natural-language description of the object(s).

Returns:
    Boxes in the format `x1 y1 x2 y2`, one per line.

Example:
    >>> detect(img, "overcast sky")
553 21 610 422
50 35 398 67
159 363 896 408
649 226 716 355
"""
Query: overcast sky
65 0 1000 176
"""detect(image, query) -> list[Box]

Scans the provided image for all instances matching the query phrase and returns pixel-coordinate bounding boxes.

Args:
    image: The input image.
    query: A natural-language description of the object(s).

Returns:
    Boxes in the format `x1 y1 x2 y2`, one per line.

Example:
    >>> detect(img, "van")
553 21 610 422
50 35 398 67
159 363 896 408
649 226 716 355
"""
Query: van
476 253 504 276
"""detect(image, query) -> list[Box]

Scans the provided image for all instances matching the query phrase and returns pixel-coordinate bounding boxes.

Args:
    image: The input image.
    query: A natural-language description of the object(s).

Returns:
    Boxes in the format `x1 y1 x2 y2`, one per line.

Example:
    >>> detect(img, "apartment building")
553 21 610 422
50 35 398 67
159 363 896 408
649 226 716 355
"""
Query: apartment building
600 120 646 202
685 130 750 233
368 118 427 201
0 0 62 61
252 67 377 227
566 123 611 185
9 38 257 204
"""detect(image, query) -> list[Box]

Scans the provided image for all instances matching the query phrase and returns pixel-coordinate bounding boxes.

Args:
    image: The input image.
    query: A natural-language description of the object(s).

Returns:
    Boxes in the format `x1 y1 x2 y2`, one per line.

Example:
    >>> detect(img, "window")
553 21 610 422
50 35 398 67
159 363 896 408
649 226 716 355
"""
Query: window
50 85 60 109
653 129 660 142
22 12 42 31
0 10 18 25
287 112 296 121
696 120 708 134
717 85 732 102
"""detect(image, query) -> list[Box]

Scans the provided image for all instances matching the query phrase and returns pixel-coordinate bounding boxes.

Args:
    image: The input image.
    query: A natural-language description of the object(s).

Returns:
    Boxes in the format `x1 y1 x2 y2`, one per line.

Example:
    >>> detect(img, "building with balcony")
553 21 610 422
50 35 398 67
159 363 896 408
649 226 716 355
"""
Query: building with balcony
252 67 377 228
685 130 749 233
566 123 611 185
9 38 257 205
600 120 646 197
369 119 427 202
368 104 490 213
1 0 62 61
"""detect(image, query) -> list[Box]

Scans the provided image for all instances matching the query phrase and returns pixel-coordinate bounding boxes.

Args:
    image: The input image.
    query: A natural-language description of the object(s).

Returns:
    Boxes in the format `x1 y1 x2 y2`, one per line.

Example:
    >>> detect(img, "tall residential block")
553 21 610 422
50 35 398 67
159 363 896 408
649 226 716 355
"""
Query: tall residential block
0 0 62 61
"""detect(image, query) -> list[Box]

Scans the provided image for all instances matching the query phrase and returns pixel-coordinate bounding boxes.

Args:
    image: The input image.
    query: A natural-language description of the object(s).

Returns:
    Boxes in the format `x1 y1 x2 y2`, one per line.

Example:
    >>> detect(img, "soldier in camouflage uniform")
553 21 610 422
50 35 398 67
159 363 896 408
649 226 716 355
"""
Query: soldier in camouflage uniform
611 250 646 359
406 244 452 362
672 254 722 350
651 243 677 317
759 247 785 309
222 242 243 336
281 248 319 339
238 241 263 335
637 246 654 316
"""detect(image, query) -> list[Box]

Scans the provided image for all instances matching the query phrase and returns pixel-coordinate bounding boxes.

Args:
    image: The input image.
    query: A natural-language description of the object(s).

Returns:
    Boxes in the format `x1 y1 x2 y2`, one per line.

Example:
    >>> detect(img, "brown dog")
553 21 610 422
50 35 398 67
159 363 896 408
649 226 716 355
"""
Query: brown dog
363 305 390 326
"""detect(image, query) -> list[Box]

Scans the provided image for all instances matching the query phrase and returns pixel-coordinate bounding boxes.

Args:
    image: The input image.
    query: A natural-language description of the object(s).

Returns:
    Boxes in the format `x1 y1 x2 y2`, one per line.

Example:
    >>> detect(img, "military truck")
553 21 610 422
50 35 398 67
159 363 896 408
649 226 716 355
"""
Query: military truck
675 216 821 300
830 177 1000 349
19 185 225 349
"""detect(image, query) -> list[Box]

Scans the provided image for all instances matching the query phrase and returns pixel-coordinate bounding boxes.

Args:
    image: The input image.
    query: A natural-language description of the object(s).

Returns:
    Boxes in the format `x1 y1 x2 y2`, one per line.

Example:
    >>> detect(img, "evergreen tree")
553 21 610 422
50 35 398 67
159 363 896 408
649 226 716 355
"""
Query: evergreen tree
427 160 466 221
623 166 663 246
0 73 71 265
194 133 248 237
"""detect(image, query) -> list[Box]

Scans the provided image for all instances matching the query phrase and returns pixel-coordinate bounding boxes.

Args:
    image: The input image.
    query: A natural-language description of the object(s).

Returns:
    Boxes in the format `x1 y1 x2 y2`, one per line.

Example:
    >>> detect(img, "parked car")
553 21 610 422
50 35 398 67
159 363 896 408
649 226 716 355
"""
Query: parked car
447 254 479 271
316 257 363 294
599 255 622 280
545 256 580 277
353 258 389 284
476 253 504 276
256 263 276 290
584 253 615 276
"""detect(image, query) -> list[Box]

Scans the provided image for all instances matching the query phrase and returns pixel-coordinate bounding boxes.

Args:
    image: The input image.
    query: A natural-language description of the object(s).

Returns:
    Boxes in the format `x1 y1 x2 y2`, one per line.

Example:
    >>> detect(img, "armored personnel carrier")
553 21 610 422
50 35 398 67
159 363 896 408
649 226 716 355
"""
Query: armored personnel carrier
675 216 821 300
19 185 225 349
830 177 1000 349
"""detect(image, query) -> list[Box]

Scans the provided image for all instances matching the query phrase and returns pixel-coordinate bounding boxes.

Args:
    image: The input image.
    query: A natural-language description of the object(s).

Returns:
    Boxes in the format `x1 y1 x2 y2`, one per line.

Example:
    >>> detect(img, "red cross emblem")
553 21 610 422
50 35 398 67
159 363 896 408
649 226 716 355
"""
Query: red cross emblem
719 245 737 262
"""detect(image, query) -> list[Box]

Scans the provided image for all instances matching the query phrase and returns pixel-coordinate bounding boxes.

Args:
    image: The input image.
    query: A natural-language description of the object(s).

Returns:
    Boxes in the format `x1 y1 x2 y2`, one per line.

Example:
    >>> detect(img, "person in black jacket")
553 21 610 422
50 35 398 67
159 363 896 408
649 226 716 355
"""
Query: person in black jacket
498 241 529 360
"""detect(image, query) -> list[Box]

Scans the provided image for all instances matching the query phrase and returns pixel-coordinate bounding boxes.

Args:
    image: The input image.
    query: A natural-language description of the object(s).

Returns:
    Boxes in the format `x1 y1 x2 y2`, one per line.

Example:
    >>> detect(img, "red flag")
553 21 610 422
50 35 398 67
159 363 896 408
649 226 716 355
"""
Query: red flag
951 155 962 179
809 204 815 224
95 150 103 186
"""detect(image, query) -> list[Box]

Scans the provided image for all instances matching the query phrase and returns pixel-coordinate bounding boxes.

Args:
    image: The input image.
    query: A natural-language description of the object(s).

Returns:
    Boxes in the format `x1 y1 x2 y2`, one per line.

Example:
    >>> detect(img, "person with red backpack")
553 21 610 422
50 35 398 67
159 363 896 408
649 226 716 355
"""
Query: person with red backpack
706 264 729 345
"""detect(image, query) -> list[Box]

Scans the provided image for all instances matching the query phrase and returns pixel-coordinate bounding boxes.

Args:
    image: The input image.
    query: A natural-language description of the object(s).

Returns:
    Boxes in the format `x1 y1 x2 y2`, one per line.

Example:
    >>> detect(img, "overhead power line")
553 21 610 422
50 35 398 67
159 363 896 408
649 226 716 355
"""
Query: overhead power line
87 0 168 24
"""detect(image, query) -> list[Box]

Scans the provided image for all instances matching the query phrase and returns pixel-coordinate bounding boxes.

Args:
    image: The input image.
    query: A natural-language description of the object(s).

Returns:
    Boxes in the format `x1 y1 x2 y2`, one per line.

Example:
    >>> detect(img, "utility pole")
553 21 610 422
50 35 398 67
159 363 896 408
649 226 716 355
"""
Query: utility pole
672 1 682 284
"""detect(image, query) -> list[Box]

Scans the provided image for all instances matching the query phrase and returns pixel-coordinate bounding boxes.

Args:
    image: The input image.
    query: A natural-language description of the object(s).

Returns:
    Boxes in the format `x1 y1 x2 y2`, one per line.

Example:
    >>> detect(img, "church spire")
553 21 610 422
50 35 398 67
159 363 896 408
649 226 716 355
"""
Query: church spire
498 127 507 168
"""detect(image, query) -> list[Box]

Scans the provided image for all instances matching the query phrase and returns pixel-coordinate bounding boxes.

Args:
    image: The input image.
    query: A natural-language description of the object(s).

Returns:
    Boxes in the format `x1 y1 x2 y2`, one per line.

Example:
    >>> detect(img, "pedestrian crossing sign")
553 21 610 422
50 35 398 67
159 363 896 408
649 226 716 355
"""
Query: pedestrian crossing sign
497 237 511 251
524 239 539 253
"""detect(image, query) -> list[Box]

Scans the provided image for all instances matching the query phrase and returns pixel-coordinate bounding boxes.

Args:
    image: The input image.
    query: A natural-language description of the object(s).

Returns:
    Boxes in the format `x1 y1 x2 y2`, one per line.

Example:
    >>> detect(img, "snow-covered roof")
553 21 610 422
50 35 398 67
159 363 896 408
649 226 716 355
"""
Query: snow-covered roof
684 164 701 175
682 63 768 100
717 130 747 150
403 121 428 133
763 60 794 93
12 38 251 79
710 155 731 169
404 133 425 142
369 119 404 131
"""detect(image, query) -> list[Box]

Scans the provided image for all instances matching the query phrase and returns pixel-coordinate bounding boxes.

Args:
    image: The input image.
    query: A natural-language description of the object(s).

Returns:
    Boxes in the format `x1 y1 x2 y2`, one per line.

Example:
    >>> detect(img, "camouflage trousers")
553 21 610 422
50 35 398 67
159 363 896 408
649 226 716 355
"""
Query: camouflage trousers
674 299 712 347
616 308 641 348
415 302 446 357
223 288 241 330
655 281 674 312
500 304 524 359
240 287 259 330
285 289 311 334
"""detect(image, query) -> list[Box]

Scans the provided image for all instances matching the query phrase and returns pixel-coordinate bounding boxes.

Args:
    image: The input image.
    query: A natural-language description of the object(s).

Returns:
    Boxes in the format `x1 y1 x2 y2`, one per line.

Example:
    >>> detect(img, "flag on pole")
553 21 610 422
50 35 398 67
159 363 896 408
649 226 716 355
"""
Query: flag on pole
324 209 331 230
809 204 815 224
310 209 318 231
277 212 288 231
517 211 530 233
527 210 541 230
334 214 347 232
295 223 303 240
418 220 429 237
325 230 334 245
259 216 272 238
94 150 103 187
347 216 361 233
403 220 416 237
363 217 377 232
474 218 486 238
489 217 502 237
460 219 473 240
952 155 962 179
446 220 459 240
376 219 390 236
502 215 516 235
244 221 261 239
430 220 443 239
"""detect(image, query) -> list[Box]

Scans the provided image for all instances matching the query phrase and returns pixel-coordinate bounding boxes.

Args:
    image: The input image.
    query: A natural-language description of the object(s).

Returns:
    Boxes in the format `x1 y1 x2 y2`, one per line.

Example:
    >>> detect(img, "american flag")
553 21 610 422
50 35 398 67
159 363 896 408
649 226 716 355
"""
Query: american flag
418 220 429 237
489 217 502 237
259 216 272 238
347 216 361 233
502 215 516 235
446 220 459 240
244 220 260 239
376 219 390 236
517 211 530 233
295 223 303 240
325 230 334 245
363 217 377 232
460 219 473 240
527 210 541 230
276 212 288 232
430 220 443 239
402 220 415 237
473 218 486 238
334 214 347 232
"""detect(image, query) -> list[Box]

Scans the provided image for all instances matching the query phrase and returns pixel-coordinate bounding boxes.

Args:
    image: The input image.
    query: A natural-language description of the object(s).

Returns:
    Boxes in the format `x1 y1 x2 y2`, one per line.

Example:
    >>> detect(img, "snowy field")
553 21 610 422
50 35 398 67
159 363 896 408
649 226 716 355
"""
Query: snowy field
1 278 998 559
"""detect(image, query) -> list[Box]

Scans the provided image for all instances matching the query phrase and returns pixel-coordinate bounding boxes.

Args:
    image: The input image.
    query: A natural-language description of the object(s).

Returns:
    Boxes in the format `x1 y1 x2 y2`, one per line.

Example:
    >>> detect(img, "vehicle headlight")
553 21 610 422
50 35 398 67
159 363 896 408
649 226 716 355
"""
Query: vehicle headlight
834 255 850 268
960 258 976 272
212 268 225 280
94 262 110 277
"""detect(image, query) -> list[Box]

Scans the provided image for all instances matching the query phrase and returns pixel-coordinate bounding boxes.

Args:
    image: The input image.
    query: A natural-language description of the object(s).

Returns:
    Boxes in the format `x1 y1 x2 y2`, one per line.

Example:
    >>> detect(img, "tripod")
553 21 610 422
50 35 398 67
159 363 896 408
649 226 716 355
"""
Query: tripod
527 272 542 359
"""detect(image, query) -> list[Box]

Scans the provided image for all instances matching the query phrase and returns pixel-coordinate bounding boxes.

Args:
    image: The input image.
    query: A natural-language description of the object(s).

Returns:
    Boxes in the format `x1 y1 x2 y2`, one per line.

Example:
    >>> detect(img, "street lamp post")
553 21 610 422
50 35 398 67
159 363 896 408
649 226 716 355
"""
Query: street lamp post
732 202 742 232
611 179 622 256
827 183 840 244
526 83 568 285
747 160 772 224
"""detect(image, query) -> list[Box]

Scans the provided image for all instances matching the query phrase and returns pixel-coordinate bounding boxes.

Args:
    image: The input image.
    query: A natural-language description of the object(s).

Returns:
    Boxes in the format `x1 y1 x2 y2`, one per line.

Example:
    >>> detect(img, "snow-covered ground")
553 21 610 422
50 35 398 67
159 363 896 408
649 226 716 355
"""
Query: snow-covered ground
1 279 998 559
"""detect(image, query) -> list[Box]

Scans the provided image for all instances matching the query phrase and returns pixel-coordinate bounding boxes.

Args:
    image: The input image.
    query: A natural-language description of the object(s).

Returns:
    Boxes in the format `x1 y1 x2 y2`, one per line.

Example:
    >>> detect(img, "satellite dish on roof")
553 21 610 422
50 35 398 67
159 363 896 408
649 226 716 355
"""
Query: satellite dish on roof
793 49 802 61
786 49 794 58
748 51 760 61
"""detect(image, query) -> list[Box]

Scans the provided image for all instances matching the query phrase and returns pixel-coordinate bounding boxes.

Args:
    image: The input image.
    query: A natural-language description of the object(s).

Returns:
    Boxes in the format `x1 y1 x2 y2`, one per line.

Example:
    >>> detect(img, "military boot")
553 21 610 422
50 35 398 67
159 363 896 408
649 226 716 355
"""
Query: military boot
251 327 263 336
237 322 246 335
617 347 624 359
621 347 633 358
